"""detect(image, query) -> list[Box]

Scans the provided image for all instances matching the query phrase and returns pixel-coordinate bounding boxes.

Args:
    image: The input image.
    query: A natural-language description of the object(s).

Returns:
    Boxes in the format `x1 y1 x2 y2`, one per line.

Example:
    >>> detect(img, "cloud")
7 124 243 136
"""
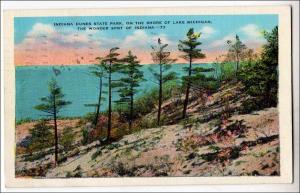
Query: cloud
209 34 235 49
200 26 216 39
206 24 266 51
120 30 172 50
27 23 56 37
58 33 91 46
122 30 149 48
240 24 263 39
18 22 101 49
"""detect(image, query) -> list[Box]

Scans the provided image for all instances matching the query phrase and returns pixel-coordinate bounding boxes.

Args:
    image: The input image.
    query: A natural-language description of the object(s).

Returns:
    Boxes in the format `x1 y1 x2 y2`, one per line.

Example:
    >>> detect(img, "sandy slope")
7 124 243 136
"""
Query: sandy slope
15 82 280 177
45 107 279 177
16 119 81 144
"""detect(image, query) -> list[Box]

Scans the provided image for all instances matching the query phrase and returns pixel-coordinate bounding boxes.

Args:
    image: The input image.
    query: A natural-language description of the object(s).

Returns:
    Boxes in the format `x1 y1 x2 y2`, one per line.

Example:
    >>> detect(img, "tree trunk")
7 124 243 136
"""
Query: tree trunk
53 94 58 166
182 55 192 119
107 61 112 141
236 52 239 78
129 85 133 130
157 62 163 126
94 77 102 129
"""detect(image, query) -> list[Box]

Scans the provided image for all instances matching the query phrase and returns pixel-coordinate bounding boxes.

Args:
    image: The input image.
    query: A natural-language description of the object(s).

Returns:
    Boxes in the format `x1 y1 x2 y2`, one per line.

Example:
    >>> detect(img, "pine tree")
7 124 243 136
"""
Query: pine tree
116 51 144 130
85 64 106 130
240 26 278 108
225 35 247 77
178 28 205 119
150 38 176 126
34 78 71 166
96 47 121 141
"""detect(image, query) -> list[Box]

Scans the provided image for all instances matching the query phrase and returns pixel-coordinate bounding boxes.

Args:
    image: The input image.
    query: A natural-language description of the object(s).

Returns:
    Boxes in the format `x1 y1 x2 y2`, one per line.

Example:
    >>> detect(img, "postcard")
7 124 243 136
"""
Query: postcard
3 6 293 187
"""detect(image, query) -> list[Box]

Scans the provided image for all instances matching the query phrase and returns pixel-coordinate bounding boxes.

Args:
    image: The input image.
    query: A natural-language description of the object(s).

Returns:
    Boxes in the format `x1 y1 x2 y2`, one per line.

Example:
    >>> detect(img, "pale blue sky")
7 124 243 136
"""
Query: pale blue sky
14 14 278 64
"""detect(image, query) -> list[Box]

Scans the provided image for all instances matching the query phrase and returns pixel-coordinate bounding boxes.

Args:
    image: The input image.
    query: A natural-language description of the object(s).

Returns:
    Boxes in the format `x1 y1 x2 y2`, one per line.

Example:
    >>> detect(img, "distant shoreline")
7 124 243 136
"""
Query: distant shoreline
15 63 212 68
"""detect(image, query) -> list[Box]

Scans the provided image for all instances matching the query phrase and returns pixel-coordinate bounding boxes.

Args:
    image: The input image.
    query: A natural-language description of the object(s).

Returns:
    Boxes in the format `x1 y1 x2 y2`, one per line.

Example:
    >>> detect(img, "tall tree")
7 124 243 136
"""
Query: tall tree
240 26 278 108
85 64 106 130
116 51 144 130
96 47 121 141
178 28 205 119
244 48 257 65
225 35 247 77
34 78 71 166
150 38 176 126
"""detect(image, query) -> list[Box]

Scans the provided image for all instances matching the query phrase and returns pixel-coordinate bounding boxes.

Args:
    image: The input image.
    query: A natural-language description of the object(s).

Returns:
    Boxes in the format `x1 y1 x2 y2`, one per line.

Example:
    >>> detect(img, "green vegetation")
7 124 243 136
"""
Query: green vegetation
116 51 144 130
34 78 71 166
240 26 278 109
28 121 54 153
60 127 75 151
20 26 279 175
91 149 102 160
81 128 89 145
16 118 36 125
96 47 121 141
224 35 247 78
149 38 177 126
178 28 206 119
86 63 107 129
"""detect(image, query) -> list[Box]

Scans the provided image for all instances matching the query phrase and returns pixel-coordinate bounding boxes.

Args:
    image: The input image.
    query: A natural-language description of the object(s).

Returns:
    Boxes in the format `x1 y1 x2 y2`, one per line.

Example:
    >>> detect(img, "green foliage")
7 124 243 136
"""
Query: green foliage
208 145 221 153
16 118 35 125
60 127 75 151
81 128 89 145
225 35 247 77
178 28 205 60
150 38 177 126
28 121 54 152
115 51 144 129
73 165 83 177
34 78 71 165
137 117 157 129
24 149 53 162
178 28 206 118
112 162 134 177
66 171 72 178
133 80 181 117
96 47 122 140
86 64 107 127
132 88 158 116
219 62 236 81
34 78 72 116
240 26 278 109
235 160 247 166
91 148 102 160
83 112 96 123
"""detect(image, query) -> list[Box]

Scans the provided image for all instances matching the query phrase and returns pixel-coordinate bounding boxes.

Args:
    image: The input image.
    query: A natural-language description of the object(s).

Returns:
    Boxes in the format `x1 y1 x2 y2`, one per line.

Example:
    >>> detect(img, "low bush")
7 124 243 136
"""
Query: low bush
91 149 102 160
27 121 54 153
60 127 75 151
81 128 89 145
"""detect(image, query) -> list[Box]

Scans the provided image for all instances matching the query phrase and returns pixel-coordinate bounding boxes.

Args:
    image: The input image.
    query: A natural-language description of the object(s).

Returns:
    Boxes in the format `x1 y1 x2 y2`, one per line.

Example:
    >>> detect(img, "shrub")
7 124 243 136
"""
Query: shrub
28 121 54 153
66 171 72 178
23 150 51 162
91 149 102 160
133 80 181 117
16 118 35 125
219 62 236 81
81 128 89 145
60 127 75 151
112 162 134 176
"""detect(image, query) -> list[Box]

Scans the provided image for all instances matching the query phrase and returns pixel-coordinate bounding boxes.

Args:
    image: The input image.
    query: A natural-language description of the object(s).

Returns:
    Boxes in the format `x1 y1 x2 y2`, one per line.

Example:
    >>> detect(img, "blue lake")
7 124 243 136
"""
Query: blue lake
16 63 216 121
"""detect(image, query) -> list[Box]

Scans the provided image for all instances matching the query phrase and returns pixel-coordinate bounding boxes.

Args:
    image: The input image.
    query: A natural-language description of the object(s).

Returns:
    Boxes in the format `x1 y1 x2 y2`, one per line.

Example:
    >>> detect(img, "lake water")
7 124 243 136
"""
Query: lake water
16 63 216 121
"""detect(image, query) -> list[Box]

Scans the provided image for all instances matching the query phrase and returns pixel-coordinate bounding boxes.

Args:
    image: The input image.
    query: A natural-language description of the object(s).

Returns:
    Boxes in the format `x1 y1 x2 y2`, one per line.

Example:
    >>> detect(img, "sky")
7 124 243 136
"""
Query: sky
14 14 278 66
